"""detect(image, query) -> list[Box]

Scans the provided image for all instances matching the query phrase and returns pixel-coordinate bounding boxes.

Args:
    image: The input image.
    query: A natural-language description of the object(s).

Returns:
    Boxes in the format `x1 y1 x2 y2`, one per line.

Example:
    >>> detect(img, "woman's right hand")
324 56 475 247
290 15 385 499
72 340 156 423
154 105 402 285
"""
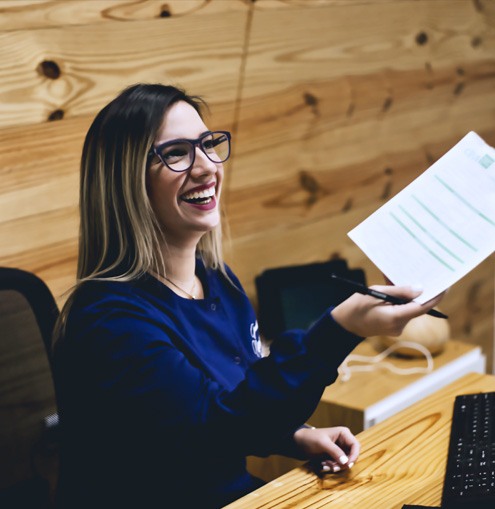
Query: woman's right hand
331 285 445 338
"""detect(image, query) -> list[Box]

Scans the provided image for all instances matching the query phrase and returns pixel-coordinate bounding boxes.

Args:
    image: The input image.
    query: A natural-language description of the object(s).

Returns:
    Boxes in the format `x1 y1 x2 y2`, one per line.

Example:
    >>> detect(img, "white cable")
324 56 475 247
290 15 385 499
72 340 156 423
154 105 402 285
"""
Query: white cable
338 341 434 382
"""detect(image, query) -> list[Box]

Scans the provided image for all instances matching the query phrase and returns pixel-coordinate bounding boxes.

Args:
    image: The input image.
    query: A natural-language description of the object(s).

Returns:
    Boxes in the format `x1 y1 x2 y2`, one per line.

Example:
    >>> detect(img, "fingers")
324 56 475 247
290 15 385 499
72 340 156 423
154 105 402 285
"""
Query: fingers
370 284 423 301
371 284 447 319
331 283 443 338
318 427 360 473
422 291 446 309
372 285 446 315
320 459 348 473
386 289 446 323
322 442 350 467
337 427 360 464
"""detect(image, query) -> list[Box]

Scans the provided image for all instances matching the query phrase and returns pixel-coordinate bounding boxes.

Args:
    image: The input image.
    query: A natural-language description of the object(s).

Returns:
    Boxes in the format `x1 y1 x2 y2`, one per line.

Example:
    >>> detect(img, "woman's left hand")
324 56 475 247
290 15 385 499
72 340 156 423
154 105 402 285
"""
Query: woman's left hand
293 426 360 473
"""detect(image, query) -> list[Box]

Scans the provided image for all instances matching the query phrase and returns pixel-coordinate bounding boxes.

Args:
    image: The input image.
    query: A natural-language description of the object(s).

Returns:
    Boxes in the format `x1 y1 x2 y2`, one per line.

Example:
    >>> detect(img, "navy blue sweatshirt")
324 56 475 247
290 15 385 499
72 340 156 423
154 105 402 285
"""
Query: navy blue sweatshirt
54 261 362 508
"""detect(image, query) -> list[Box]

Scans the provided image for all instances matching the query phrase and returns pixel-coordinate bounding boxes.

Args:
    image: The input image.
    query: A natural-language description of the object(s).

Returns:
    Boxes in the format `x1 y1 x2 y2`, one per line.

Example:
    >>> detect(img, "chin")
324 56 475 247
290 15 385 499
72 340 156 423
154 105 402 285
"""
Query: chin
190 215 221 235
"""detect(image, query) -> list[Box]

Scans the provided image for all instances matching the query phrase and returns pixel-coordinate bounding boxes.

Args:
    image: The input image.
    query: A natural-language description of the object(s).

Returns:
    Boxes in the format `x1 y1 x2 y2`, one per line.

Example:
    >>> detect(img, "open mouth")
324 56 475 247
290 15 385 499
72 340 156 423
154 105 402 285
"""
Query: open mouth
181 186 215 205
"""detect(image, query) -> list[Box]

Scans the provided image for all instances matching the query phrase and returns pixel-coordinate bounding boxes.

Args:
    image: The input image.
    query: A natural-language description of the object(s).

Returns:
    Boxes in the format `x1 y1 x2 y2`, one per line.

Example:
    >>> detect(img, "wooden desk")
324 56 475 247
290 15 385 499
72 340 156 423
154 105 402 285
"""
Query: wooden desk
248 339 485 482
227 372 495 508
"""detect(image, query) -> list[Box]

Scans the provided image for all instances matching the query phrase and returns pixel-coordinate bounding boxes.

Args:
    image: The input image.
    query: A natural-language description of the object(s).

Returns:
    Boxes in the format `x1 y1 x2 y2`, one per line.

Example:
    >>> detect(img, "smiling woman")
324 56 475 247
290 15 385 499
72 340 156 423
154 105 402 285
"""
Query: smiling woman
146 101 226 256
52 83 445 509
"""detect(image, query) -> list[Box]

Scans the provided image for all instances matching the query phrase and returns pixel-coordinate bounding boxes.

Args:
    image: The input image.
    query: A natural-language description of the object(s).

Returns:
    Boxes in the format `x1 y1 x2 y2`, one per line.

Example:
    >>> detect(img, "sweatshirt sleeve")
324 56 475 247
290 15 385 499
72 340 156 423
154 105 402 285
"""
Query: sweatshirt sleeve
225 309 362 457
58 292 362 461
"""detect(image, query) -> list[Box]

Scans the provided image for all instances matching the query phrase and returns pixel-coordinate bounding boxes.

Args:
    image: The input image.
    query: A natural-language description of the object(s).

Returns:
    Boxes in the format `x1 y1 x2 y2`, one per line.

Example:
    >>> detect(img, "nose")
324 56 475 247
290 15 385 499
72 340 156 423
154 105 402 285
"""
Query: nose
190 145 218 176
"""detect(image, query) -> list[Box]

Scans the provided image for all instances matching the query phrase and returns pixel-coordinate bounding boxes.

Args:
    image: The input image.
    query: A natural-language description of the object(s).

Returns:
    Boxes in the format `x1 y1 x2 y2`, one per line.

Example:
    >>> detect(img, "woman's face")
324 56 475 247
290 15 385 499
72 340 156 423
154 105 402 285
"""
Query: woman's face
147 101 224 246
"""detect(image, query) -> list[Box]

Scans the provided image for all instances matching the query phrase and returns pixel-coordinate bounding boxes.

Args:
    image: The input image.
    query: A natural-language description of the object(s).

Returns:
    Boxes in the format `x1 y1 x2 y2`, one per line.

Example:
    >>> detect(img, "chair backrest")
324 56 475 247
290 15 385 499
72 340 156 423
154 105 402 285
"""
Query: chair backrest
255 258 366 340
0 267 60 507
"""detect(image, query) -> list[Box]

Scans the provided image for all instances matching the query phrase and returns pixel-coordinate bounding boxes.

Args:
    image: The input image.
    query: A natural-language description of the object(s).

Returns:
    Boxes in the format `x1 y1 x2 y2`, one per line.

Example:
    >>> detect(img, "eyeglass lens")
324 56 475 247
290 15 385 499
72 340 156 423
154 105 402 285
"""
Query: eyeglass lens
158 131 230 172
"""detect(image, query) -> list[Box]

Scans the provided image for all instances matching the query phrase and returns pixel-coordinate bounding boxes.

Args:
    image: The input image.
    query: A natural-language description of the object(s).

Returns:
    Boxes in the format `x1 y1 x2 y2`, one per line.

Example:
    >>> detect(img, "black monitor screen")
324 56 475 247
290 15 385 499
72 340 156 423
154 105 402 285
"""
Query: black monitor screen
256 261 366 339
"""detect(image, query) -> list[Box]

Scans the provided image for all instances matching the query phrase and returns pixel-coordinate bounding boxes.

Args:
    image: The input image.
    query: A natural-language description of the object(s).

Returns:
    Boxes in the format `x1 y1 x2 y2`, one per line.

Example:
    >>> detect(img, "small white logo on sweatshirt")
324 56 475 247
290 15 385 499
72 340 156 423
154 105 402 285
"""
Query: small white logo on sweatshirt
250 321 263 358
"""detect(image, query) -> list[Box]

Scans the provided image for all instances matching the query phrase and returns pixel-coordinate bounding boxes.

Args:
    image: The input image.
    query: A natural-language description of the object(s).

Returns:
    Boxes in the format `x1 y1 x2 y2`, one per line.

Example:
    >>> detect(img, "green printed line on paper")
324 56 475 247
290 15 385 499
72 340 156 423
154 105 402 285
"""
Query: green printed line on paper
435 175 495 228
398 205 464 264
390 212 455 272
412 196 477 252
479 154 494 169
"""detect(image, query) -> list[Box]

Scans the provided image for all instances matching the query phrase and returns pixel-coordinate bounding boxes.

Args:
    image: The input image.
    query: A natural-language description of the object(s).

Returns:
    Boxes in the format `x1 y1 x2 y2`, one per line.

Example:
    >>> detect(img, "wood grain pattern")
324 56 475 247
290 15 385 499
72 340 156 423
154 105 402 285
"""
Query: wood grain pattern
229 373 495 508
1 115 91 302
0 4 246 128
226 0 495 370
234 0 494 98
0 0 246 31
0 2 245 304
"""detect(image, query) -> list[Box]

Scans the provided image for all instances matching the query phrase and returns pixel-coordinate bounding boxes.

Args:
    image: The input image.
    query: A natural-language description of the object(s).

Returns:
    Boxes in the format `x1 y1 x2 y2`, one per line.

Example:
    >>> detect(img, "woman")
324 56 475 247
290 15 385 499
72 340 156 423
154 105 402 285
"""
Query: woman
53 83 443 508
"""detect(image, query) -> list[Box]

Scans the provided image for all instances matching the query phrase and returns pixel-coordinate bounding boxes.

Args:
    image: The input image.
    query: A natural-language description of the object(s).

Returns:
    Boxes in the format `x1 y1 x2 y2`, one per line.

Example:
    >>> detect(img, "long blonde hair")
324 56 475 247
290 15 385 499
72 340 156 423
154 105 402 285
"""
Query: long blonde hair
55 84 228 340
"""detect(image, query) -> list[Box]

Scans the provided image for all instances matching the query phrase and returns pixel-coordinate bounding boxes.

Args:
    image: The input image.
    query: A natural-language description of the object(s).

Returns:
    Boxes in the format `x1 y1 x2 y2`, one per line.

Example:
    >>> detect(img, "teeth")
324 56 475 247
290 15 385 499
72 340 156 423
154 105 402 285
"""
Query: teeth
182 187 215 200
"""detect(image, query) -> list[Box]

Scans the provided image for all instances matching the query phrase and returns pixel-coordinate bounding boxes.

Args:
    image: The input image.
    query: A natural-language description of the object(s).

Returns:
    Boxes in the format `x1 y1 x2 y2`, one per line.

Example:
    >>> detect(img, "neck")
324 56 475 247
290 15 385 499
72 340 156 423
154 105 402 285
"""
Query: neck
163 247 196 283
153 235 206 299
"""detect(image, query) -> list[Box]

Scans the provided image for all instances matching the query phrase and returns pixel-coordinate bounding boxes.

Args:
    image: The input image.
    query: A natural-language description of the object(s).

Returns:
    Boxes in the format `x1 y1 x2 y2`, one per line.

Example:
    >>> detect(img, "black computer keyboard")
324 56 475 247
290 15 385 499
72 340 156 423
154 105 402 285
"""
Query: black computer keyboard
441 391 495 509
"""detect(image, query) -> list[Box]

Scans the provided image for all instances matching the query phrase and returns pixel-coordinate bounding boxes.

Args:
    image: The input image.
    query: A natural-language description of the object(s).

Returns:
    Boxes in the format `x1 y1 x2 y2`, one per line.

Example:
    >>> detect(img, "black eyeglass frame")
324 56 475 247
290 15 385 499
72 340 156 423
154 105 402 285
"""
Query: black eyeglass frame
148 130 232 173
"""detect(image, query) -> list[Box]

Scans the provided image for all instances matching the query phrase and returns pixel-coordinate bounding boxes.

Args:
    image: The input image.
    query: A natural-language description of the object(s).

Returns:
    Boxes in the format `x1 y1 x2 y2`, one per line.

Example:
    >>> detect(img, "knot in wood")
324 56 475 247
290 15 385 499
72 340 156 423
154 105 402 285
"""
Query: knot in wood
38 60 61 80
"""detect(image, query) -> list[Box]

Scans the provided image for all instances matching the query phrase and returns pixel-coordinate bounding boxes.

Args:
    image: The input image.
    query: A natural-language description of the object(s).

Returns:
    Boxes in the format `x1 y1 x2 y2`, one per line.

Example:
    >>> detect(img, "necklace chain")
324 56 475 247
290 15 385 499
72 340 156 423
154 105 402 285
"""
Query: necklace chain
163 275 197 300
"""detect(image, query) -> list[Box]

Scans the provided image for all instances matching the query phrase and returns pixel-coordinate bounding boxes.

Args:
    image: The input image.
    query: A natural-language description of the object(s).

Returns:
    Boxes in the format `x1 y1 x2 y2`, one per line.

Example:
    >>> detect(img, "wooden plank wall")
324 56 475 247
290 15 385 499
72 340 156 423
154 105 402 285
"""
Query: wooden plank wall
0 1 493 365
226 0 495 375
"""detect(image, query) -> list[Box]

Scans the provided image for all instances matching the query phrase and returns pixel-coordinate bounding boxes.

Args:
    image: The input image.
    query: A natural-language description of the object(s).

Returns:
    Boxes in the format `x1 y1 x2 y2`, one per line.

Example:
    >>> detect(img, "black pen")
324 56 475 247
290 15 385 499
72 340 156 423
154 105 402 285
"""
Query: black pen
330 273 448 319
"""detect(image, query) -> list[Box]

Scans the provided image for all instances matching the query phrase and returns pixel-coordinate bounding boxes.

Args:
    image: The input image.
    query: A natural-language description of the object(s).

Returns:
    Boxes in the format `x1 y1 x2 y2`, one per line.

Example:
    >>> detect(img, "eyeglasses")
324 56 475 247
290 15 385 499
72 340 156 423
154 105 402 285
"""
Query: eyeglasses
149 130 231 172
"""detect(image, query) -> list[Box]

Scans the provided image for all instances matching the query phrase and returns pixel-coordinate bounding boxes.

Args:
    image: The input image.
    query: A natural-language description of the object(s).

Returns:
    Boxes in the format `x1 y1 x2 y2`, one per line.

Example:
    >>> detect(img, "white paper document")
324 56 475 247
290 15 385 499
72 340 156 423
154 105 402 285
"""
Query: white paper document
348 131 495 304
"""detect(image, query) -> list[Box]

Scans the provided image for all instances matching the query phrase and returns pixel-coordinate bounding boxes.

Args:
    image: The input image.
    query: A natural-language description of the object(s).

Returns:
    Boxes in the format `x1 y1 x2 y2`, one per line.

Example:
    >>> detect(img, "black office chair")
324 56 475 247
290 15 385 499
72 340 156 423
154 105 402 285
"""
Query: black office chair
255 258 366 340
0 267 60 508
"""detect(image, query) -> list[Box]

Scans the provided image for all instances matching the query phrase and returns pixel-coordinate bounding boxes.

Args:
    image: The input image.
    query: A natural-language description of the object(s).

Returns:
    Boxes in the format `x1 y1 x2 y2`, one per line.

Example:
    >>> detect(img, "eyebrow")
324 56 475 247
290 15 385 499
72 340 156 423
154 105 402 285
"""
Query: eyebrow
155 130 212 146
